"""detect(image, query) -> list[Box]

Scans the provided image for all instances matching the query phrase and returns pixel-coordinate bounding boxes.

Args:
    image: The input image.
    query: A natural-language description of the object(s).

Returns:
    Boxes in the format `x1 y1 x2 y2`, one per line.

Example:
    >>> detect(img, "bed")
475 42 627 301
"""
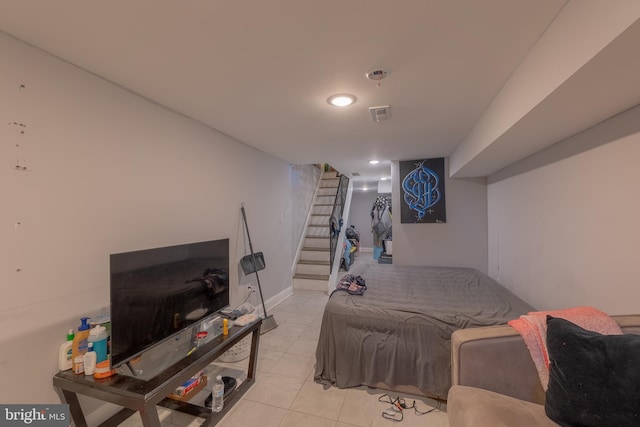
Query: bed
314 263 535 399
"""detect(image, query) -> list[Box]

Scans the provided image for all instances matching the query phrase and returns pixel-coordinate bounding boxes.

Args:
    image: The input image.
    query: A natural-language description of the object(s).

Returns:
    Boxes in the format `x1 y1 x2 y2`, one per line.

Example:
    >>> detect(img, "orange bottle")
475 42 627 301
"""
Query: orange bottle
71 317 91 364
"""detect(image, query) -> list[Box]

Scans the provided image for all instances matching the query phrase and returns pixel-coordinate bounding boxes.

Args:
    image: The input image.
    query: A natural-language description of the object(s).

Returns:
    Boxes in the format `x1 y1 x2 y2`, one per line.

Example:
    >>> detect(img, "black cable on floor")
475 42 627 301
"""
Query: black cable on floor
378 393 442 422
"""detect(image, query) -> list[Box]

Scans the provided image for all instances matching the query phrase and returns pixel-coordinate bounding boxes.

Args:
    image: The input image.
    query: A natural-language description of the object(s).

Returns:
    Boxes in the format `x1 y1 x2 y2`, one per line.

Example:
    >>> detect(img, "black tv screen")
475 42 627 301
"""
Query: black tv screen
110 238 230 367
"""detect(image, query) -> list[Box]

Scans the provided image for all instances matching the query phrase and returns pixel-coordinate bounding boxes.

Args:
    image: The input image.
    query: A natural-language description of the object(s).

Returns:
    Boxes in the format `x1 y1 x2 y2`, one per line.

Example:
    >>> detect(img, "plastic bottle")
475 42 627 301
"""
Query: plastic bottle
84 342 97 376
58 329 75 371
212 375 224 413
71 317 91 362
73 356 84 374
88 324 108 363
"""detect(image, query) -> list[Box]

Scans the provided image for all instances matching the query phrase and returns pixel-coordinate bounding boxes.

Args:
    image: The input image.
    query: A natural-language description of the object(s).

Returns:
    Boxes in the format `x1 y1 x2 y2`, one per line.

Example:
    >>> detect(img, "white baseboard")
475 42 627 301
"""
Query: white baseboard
258 286 294 316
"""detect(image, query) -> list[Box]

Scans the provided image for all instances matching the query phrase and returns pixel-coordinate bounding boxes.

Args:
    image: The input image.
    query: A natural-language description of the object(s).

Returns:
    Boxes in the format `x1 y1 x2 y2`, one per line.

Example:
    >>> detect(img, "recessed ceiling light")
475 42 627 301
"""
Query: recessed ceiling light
369 160 380 165
327 94 356 107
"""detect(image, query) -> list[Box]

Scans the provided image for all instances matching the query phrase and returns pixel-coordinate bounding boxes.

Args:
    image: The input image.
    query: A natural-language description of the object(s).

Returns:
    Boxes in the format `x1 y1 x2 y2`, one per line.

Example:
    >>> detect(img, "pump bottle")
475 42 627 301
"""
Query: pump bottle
71 317 91 362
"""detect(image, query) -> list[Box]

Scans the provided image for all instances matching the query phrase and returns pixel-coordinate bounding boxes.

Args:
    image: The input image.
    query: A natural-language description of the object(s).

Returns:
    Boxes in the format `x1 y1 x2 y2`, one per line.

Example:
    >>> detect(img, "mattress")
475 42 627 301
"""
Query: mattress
314 263 535 398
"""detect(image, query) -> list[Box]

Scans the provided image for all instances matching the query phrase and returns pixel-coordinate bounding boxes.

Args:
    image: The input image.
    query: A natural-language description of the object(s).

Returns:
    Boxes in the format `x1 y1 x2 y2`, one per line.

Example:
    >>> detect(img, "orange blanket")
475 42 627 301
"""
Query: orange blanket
508 306 622 390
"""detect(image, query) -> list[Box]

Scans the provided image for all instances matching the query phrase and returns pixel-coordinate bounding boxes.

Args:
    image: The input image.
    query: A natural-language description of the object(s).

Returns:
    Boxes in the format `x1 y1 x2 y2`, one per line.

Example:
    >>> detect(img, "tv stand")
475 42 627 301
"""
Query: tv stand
53 318 262 427
124 360 139 377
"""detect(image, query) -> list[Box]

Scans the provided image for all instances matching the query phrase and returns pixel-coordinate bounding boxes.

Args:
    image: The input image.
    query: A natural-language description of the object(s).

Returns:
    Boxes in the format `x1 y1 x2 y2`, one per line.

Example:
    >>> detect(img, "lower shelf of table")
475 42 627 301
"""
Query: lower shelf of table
100 377 254 427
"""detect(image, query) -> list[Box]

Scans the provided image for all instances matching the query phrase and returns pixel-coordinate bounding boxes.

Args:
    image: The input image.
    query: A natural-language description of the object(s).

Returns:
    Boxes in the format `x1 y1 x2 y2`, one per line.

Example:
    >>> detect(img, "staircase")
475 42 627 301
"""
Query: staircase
293 170 340 291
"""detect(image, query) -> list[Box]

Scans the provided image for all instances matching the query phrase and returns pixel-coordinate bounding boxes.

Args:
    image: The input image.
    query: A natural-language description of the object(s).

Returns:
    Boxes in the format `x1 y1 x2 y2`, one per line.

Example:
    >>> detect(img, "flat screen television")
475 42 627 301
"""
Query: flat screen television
109 238 230 368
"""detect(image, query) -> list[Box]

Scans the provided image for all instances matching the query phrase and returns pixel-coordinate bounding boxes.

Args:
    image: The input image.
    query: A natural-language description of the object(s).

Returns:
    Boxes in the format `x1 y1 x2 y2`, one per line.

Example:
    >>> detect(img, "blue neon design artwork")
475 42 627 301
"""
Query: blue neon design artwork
402 161 441 219
399 158 446 223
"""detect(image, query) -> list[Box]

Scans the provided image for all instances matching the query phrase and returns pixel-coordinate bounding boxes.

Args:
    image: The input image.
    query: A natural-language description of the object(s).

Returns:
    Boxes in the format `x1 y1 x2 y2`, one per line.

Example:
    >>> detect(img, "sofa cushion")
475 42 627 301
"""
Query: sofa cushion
545 316 640 427
448 386 558 427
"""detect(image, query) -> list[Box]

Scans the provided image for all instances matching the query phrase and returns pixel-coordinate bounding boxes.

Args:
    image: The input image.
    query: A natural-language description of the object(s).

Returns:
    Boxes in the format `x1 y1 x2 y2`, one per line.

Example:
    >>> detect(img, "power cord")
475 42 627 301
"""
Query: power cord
379 394 404 422
241 286 256 304
378 393 443 422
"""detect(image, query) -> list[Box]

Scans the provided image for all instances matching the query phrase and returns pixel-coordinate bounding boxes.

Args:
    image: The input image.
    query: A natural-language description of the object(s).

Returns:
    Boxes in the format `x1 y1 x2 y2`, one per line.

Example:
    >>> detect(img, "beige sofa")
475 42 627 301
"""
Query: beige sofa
447 315 640 427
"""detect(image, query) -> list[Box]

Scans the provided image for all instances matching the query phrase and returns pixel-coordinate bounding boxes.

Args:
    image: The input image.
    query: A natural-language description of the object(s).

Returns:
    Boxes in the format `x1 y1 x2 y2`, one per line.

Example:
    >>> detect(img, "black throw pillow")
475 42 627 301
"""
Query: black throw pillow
545 316 640 427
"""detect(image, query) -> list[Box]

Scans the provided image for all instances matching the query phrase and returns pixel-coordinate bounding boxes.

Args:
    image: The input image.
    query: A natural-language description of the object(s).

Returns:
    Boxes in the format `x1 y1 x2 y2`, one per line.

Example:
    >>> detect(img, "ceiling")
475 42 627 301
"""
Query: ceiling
2 1 635 190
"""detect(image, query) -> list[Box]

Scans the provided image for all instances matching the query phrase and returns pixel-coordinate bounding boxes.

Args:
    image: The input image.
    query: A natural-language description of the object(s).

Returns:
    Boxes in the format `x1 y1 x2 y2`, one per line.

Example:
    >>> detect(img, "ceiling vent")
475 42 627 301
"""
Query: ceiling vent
351 172 361 176
369 105 391 122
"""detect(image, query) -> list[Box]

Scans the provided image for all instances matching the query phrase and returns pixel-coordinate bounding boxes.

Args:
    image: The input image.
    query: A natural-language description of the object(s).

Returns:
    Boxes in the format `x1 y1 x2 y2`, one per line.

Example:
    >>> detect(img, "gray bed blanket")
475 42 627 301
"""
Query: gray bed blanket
314 264 534 398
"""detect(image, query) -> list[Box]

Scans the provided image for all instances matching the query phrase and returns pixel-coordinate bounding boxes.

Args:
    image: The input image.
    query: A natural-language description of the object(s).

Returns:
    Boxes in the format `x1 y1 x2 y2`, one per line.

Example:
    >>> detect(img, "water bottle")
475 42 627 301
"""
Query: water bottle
212 375 224 413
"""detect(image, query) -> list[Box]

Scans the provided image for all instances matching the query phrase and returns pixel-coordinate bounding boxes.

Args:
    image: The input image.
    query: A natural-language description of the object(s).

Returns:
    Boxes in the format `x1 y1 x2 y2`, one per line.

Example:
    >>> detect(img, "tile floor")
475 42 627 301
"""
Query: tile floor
121 253 449 427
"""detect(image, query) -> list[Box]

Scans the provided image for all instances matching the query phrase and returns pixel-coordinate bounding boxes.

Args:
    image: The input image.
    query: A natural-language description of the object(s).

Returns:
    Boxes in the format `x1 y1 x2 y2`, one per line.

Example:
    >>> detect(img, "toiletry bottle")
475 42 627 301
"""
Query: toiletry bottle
71 317 91 361
84 342 97 376
73 356 84 374
58 329 75 371
88 324 108 363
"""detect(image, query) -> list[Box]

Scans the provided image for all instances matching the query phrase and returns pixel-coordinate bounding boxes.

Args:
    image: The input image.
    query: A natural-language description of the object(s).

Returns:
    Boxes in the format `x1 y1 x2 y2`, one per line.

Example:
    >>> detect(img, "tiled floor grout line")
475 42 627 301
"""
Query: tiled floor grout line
334 384 350 426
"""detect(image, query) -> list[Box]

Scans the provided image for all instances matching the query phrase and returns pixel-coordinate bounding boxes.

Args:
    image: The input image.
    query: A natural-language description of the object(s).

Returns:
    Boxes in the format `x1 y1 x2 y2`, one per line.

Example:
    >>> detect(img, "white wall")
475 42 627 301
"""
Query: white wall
290 164 321 258
487 105 640 314
0 32 295 409
451 0 640 177
347 191 378 250
391 158 489 273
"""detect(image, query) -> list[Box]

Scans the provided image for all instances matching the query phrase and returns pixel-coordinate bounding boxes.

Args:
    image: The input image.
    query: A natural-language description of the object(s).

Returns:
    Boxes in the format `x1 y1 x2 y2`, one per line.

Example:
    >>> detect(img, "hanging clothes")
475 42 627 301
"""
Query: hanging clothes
371 195 392 248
